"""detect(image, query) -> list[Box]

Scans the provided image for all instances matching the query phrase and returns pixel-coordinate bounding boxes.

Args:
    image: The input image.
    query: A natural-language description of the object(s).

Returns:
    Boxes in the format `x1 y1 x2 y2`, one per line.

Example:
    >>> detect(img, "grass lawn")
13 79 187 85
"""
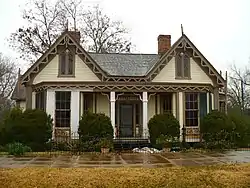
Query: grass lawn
0 164 250 188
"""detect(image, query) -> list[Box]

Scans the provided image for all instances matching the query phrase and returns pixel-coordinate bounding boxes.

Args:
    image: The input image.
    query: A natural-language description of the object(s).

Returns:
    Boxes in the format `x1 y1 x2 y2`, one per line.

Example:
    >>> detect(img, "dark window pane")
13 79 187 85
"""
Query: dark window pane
55 91 71 128
83 93 93 114
183 55 190 77
60 53 66 75
35 91 46 111
160 93 172 114
68 53 74 75
176 54 182 77
185 93 198 127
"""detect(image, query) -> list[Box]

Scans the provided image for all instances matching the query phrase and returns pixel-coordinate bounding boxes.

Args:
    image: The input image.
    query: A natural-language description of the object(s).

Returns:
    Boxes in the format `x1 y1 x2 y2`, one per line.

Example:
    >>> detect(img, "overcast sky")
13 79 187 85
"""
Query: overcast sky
0 0 250 76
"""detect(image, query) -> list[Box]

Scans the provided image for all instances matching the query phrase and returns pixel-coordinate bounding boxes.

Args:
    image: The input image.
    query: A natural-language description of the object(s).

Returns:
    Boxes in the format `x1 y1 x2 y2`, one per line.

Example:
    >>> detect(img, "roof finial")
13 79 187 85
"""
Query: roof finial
181 24 184 36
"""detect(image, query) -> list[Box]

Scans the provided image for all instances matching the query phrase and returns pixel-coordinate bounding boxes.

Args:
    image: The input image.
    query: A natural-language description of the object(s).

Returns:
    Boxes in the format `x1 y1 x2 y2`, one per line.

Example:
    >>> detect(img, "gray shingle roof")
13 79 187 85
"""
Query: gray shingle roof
11 81 26 101
89 53 160 76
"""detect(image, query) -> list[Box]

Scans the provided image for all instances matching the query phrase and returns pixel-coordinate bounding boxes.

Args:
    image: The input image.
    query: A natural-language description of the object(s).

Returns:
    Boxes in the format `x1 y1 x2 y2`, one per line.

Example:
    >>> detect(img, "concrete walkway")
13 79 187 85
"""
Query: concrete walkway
0 151 250 168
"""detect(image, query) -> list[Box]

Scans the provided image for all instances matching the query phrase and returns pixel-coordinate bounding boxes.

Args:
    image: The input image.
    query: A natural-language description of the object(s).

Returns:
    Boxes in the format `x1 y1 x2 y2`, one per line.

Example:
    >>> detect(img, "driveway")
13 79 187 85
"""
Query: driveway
0 151 250 168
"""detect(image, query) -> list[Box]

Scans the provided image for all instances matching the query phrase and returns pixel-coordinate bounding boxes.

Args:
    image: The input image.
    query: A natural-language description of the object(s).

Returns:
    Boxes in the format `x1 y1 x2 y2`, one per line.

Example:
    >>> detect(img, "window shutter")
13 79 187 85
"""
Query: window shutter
199 93 207 124
59 53 66 75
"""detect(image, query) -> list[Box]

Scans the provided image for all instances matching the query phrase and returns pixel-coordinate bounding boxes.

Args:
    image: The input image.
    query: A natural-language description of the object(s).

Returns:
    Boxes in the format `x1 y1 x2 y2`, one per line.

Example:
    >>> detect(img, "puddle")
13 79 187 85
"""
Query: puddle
12 157 33 161
173 160 200 166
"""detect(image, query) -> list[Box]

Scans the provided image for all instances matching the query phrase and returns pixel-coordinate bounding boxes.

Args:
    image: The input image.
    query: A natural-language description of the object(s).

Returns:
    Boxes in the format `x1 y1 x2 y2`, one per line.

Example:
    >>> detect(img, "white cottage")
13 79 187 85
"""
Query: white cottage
11 30 226 142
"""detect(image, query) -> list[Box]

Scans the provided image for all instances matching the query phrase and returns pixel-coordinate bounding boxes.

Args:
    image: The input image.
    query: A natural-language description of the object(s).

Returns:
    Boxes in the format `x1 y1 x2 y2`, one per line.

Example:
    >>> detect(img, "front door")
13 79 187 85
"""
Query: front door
119 104 133 137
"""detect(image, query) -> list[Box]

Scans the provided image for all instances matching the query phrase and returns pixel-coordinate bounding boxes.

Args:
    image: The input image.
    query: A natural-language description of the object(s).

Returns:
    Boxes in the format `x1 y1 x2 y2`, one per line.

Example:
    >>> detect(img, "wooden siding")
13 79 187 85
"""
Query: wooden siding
33 55 100 84
152 57 213 84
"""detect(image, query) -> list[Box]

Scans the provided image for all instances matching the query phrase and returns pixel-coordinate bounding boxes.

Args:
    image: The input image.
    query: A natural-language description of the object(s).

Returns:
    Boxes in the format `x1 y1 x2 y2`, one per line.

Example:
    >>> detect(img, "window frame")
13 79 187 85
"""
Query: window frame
55 91 71 128
184 92 199 127
58 49 75 77
175 52 191 79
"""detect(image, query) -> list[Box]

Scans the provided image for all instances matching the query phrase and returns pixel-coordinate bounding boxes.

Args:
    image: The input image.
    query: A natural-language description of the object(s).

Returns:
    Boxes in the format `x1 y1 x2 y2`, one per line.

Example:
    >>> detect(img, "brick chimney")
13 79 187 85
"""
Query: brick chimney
68 30 81 43
158 35 171 55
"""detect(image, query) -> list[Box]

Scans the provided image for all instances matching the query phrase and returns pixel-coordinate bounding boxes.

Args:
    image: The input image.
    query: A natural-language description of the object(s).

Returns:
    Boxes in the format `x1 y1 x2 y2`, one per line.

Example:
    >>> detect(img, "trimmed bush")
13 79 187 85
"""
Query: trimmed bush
200 110 235 149
78 112 113 151
148 113 180 146
0 108 53 151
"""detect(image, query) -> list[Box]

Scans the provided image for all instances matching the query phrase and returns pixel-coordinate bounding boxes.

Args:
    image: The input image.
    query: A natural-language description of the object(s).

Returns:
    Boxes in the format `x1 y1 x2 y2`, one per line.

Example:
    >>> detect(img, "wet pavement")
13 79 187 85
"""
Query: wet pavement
0 151 250 168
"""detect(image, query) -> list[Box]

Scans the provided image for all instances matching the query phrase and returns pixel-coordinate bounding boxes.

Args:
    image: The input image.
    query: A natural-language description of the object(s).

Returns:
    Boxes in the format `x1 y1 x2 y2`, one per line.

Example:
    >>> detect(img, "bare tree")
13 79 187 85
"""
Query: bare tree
80 5 132 53
59 0 82 31
228 64 250 111
8 1 132 62
8 0 67 62
0 53 17 110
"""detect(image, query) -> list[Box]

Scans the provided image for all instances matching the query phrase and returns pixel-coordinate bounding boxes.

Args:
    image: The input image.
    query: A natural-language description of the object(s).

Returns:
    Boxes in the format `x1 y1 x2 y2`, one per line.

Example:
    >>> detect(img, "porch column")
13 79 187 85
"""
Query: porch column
178 92 184 140
71 90 80 138
110 91 116 138
214 87 219 110
32 92 36 109
207 92 210 113
142 92 148 138
46 89 55 139
211 93 214 110
172 93 176 117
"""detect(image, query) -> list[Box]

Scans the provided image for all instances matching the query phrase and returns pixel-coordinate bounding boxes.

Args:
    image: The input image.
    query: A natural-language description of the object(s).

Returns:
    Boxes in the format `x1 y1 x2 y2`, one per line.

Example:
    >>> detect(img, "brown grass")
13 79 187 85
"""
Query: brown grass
0 164 250 188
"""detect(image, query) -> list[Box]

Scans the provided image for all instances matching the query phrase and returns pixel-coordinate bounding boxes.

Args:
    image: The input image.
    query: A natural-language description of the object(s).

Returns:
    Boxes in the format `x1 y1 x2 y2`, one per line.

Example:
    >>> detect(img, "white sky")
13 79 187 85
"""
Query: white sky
0 0 250 76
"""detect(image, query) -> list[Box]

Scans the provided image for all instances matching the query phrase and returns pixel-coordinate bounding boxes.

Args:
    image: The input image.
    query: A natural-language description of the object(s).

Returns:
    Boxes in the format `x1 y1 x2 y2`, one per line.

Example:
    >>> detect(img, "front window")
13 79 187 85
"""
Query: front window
59 49 74 76
185 93 199 126
55 91 71 127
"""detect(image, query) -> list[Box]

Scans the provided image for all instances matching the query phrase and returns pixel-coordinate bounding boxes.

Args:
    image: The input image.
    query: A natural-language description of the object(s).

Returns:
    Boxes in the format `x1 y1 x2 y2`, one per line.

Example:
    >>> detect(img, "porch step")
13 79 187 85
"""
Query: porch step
113 138 151 151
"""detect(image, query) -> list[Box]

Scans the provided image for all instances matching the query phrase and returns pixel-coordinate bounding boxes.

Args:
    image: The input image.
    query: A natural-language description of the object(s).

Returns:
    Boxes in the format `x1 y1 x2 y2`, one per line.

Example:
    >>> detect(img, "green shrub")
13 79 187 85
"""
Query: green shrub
228 107 250 147
201 110 235 149
148 113 180 145
78 111 113 139
78 112 113 152
0 108 53 151
200 110 234 134
6 142 32 156
96 138 114 150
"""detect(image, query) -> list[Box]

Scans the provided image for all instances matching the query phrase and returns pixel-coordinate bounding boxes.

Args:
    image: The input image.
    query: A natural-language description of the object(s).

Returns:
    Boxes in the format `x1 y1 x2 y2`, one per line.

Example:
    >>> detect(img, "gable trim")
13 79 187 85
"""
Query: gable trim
146 34 225 86
21 32 108 84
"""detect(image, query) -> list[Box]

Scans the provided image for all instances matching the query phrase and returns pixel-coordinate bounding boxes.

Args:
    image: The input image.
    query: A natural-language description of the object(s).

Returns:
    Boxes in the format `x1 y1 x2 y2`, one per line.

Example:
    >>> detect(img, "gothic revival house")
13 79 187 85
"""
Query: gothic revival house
12 30 226 142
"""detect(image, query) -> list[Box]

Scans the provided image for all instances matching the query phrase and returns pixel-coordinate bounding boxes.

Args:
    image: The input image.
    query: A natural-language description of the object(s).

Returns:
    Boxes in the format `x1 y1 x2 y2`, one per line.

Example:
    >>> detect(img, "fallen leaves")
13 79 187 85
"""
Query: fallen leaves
0 164 250 188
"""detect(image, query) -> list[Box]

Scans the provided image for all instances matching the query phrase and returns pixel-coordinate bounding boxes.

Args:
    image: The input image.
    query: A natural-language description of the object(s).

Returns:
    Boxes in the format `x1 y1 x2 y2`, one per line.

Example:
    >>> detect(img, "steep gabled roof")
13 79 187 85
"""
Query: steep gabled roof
21 31 108 84
146 34 225 86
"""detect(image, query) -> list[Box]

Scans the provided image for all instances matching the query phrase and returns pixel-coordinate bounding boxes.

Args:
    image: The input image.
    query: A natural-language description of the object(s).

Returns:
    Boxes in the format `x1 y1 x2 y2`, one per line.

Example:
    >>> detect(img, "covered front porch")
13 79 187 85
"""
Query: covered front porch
32 83 222 142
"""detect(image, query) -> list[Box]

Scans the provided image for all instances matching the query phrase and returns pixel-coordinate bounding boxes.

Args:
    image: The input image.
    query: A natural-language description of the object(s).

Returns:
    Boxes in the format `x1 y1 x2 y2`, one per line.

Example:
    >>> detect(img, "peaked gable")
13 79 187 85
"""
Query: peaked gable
146 34 225 86
21 31 108 84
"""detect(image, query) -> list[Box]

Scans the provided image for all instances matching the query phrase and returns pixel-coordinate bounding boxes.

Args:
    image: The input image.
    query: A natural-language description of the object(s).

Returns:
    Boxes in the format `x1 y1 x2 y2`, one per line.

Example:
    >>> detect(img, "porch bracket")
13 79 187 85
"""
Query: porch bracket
101 92 110 100
148 93 156 101
115 92 124 101
132 92 142 101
